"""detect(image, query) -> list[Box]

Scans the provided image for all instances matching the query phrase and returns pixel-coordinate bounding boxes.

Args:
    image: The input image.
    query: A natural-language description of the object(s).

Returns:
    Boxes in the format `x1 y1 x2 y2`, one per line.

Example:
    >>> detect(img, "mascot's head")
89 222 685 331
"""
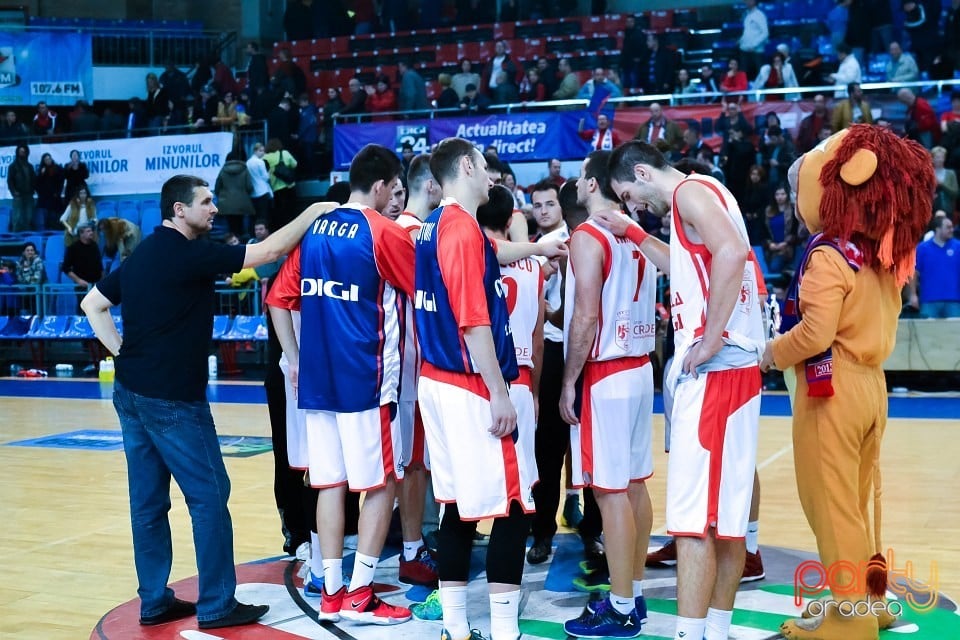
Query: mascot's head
788 124 934 285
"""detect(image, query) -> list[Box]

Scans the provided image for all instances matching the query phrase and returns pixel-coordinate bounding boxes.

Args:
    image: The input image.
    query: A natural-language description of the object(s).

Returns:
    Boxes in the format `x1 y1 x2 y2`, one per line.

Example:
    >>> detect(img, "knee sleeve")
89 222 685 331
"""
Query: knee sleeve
437 503 478 582
487 502 531 585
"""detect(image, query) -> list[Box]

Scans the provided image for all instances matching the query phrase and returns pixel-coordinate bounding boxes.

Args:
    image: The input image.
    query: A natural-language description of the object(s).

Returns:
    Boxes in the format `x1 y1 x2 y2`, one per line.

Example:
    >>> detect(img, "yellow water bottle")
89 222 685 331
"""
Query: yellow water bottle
98 357 115 383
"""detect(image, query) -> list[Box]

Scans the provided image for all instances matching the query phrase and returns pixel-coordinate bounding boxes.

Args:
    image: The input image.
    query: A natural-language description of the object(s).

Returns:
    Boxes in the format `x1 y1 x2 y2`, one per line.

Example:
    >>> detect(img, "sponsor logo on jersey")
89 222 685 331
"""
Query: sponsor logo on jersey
414 290 437 312
300 279 360 301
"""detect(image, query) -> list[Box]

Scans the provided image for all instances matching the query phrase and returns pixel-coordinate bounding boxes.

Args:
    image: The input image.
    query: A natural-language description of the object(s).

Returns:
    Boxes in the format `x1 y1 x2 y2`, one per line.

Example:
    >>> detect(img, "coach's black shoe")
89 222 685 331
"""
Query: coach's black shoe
139 597 196 626
526 538 552 564
198 603 269 629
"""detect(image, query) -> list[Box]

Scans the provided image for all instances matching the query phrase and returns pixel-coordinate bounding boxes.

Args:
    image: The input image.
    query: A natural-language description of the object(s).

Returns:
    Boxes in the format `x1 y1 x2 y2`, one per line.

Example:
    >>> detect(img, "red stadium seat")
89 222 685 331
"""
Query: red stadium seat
648 10 674 31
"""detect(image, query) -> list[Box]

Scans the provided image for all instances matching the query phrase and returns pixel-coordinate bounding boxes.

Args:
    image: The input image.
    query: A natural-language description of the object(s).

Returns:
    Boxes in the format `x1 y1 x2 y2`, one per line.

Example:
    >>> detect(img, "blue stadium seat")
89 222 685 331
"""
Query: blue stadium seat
97 201 118 217
62 315 96 339
0 315 34 338
0 316 7 333
140 209 162 235
752 246 781 284
43 235 65 284
212 315 232 339
0 207 10 232
222 315 267 341
27 315 70 338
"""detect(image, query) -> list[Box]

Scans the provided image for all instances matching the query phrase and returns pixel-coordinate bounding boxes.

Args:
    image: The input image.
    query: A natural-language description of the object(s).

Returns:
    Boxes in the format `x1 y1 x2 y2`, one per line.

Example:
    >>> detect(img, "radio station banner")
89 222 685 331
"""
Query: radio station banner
333 111 592 169
0 31 93 106
0 132 234 199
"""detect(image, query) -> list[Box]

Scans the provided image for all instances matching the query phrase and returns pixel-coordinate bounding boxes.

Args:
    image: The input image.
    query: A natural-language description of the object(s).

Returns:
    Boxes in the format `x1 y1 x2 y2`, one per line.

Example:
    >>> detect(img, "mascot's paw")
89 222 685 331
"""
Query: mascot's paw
876 605 897 630
781 606 879 640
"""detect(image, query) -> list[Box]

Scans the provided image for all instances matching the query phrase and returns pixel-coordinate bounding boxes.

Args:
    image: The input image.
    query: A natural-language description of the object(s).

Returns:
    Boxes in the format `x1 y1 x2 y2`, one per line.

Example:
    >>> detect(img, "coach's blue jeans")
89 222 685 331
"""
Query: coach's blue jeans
113 381 237 622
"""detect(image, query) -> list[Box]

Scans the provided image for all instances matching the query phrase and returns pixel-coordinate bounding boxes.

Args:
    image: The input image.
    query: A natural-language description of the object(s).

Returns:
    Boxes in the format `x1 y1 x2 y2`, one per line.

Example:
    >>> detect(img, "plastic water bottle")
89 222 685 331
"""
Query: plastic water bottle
98 357 115 383
208 354 218 378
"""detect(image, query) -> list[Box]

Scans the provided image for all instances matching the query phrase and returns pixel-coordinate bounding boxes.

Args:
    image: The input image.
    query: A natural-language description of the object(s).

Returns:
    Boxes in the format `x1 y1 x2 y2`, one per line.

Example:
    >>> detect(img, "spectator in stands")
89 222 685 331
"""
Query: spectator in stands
101 107 124 136
160 61 190 119
753 52 799 101
797 94 831 153
283 0 314 40
61 185 97 246
398 60 429 113
99 217 143 263
759 125 795 189
673 68 699 105
62 222 103 291
765 185 797 275
519 67 547 102
696 146 727 183
246 142 273 224
35 153 64 231
213 57 241 98
577 66 623 100
899 88 939 148
829 43 862 98
460 83 491 113
536 56 558 96
263 138 297 228
215 151 255 237
267 97 295 148
827 0 850 50
503 172 528 211
193 84 220 132
366 75 398 118
492 70 520 104
63 150 90 200
578 113 620 150
639 32 677 96
741 165 772 247
319 87 344 155
212 91 241 131
436 74 460 109
274 48 307 100
908 216 960 317
339 77 367 118
885 42 919 87
715 100 753 144
0 110 28 140
619 14 645 92
697 64 721 102
70 100 101 135
400 142 416 176
634 102 682 154
946 0 960 76
932 146 959 214
189 53 215 96
32 101 57 136
868 0 895 55
844 0 871 65
942 91 960 134
452 59 481 99
145 72 173 134
721 124 757 202
553 58 581 100
485 40 518 95
7 143 36 233
245 43 269 94
832 82 873 131
903 0 941 72
544 158 565 188
680 122 709 159
738 0 769 78
295 93 318 175
720 58 749 101
15 241 44 286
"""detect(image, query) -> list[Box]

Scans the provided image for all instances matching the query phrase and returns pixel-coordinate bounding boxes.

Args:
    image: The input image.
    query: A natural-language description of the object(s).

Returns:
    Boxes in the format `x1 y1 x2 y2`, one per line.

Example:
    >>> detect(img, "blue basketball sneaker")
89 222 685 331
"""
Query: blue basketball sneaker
580 594 647 624
440 629 488 640
564 596 642 638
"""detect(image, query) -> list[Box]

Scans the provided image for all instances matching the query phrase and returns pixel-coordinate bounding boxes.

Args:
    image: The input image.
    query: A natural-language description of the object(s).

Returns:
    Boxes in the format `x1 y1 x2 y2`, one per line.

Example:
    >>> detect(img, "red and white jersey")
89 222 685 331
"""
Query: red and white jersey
396 211 423 401
669 174 766 355
500 256 544 368
563 218 658 361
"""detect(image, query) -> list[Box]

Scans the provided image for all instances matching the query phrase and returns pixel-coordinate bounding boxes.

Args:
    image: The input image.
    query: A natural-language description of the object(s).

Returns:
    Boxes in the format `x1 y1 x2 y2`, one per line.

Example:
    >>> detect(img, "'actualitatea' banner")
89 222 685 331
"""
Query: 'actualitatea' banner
0 132 234 199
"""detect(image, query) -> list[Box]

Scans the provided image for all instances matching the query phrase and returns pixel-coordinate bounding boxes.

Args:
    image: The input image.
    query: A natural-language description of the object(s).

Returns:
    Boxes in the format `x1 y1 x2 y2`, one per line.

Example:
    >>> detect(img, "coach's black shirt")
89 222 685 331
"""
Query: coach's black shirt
96 225 245 402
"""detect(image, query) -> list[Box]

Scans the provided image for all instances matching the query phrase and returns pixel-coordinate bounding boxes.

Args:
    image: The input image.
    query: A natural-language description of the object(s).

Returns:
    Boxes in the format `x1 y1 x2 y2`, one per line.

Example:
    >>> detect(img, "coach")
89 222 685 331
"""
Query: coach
81 174 332 630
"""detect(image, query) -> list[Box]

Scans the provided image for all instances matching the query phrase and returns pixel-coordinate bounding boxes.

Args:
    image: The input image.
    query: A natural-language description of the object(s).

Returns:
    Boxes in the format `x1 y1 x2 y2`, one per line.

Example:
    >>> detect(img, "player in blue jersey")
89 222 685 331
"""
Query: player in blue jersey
414 137 566 640
267 144 415 626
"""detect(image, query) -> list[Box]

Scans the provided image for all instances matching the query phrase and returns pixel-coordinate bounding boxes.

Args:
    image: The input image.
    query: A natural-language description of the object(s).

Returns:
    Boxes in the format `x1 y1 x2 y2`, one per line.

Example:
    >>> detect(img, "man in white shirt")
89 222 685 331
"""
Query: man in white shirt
246 142 273 225
829 43 862 98
738 0 769 77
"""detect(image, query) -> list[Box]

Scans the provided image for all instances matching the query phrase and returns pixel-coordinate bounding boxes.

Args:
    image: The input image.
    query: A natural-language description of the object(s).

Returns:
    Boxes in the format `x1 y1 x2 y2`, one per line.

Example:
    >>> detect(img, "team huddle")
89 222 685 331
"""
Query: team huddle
264 137 767 640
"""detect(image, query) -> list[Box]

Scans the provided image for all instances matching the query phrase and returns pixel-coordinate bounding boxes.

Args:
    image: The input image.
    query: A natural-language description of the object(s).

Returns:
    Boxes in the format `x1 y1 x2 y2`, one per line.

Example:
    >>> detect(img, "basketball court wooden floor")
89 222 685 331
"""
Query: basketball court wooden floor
0 378 957 639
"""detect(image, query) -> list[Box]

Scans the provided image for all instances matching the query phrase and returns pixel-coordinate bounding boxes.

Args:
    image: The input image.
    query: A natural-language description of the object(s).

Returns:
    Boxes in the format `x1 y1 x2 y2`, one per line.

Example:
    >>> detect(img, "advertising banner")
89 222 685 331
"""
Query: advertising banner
0 31 94 107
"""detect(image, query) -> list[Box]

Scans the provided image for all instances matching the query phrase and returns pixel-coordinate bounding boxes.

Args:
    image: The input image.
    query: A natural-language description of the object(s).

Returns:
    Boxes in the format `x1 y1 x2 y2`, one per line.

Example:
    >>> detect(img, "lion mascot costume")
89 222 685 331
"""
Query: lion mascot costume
762 124 934 639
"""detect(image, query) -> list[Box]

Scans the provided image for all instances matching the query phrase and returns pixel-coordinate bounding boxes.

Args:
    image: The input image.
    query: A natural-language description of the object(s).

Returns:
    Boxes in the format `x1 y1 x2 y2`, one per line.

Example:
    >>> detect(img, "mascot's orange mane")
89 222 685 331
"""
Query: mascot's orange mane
817 125 934 286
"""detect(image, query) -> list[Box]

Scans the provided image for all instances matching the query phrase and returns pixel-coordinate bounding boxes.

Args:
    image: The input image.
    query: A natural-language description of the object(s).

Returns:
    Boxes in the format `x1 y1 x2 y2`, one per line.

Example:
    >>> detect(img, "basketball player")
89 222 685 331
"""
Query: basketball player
558 150 659 638
607 140 765 640
414 137 565 640
266 143 414 626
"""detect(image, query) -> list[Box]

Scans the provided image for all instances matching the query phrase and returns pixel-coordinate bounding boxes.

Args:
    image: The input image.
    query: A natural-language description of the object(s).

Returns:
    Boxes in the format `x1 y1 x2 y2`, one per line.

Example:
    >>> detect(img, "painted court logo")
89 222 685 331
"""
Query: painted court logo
794 549 939 616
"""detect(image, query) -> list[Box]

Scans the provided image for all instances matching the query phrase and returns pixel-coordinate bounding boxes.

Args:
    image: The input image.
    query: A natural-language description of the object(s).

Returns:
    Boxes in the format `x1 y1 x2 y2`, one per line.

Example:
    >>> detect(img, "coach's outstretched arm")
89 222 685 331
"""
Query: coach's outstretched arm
81 287 121 356
243 201 337 268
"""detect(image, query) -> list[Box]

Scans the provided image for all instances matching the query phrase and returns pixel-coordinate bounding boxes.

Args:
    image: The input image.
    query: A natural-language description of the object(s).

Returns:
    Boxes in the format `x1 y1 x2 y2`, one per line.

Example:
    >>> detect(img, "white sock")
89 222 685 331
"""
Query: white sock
440 586 469 640
310 532 323 576
704 607 734 640
566 489 579 497
746 521 760 554
489 590 521 640
675 616 706 640
632 580 644 598
403 538 424 561
349 552 378 591
322 558 343 593
611 593 634 616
